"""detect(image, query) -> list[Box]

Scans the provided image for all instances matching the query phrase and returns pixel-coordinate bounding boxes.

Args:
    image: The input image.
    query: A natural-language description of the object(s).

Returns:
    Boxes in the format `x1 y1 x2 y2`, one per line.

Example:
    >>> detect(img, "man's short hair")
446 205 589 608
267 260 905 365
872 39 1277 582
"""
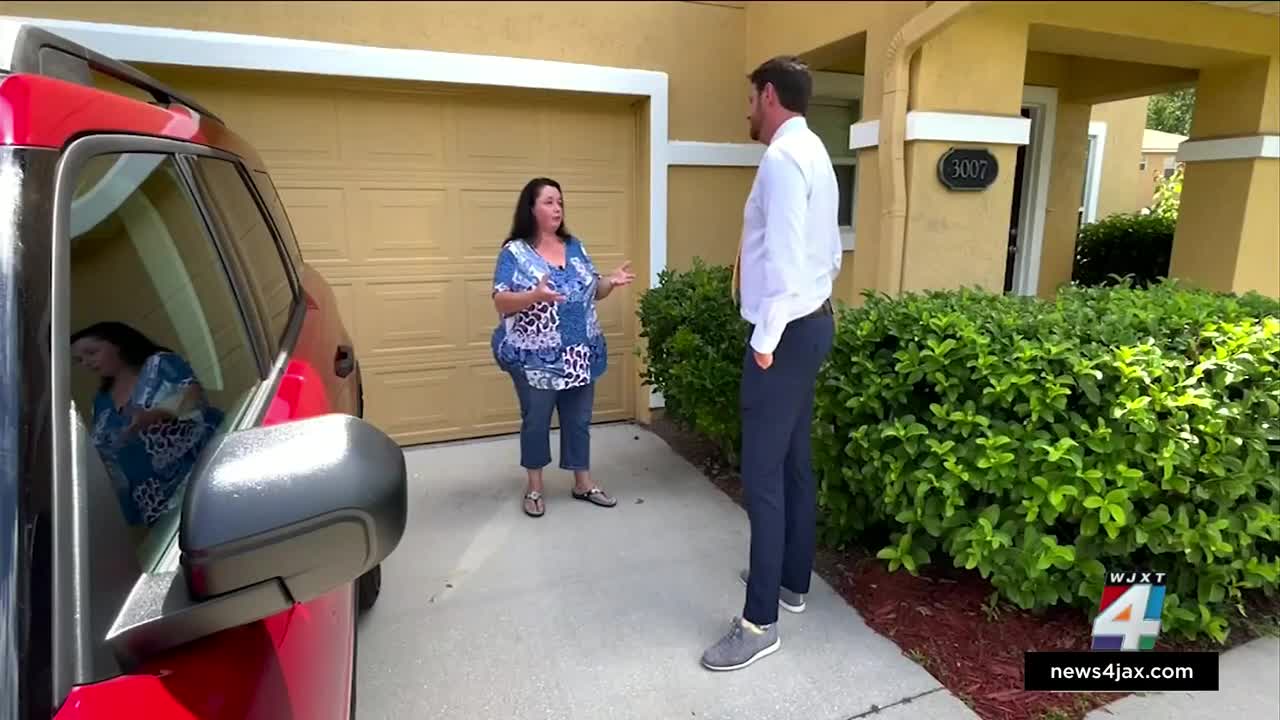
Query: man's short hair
748 56 812 114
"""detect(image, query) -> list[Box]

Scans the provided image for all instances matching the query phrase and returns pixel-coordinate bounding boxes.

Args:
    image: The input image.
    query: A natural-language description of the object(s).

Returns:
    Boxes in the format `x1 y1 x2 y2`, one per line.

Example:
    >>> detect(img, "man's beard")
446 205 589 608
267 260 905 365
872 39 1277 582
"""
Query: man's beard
748 118 760 141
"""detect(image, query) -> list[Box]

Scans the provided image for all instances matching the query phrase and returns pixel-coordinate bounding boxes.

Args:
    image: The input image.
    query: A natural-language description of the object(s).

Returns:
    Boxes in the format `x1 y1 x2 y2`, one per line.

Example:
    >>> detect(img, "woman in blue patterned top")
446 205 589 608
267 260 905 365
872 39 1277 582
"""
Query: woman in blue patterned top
70 322 224 528
491 177 636 517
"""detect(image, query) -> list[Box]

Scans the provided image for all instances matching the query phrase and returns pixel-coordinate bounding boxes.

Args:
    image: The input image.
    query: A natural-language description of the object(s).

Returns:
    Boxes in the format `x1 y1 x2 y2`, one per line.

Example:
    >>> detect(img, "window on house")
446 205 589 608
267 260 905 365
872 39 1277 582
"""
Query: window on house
1139 155 1147 171
807 96 860 250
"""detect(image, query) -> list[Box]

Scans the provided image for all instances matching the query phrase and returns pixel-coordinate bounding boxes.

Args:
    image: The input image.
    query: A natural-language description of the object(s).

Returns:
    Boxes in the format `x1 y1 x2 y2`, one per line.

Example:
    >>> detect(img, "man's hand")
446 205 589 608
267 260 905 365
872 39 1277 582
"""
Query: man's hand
753 351 773 370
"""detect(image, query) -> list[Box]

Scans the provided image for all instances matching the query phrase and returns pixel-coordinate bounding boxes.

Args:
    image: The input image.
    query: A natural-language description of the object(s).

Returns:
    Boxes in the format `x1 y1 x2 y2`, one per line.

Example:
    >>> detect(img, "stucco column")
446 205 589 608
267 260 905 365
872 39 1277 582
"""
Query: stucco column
894 14 1030 293
1170 56 1280 296
1038 101 1092 298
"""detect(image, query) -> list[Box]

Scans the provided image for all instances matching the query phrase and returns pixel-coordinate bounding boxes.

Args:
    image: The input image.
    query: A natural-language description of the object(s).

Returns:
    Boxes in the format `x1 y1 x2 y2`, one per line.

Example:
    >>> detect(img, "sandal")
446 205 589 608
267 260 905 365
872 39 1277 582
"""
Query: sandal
523 491 545 518
571 486 617 508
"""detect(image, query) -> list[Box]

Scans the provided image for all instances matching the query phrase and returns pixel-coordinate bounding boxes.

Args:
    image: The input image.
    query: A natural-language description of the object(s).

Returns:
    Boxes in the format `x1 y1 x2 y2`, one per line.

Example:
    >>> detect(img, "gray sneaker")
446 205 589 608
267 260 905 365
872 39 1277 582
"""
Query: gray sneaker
739 569 807 613
701 617 780 671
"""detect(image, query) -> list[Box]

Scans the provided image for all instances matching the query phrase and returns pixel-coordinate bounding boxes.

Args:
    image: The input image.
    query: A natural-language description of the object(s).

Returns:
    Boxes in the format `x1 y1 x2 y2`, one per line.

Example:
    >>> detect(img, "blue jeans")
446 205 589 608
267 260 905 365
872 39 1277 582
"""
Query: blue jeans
509 371 594 471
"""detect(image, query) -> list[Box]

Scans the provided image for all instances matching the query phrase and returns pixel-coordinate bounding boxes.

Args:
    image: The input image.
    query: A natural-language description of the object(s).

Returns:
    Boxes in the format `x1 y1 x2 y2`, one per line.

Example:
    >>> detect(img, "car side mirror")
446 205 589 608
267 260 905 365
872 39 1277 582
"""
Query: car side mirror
180 413 407 603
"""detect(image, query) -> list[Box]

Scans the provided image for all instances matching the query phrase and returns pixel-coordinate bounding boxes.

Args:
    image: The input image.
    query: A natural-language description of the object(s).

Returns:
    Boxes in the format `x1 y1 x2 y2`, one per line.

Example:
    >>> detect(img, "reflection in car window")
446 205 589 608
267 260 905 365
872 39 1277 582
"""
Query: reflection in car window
68 153 262 566
251 169 304 269
194 158 296 352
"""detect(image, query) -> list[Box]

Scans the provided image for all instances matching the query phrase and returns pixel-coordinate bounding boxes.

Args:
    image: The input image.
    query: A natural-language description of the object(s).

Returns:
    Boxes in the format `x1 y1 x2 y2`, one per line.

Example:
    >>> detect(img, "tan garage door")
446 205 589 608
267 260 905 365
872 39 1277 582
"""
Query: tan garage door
154 68 640 445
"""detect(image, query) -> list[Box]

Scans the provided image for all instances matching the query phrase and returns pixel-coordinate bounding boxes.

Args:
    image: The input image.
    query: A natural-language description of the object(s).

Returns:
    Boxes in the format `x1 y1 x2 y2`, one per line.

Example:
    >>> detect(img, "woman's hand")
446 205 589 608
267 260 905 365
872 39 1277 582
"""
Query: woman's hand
494 275 564 314
606 261 636 289
125 407 172 435
529 275 566 304
596 261 636 300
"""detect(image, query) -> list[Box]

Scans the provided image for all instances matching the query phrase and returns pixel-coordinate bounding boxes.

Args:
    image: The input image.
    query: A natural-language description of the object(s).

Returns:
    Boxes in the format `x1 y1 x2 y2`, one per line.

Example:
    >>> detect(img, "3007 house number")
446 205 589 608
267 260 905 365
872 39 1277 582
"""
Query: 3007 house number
937 147 999 191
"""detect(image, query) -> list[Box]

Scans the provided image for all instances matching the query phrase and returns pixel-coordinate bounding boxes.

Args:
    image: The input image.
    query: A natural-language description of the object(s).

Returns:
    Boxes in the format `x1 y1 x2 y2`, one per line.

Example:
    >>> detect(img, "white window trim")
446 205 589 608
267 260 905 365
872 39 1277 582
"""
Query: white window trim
809 73 863 251
1082 121 1107 225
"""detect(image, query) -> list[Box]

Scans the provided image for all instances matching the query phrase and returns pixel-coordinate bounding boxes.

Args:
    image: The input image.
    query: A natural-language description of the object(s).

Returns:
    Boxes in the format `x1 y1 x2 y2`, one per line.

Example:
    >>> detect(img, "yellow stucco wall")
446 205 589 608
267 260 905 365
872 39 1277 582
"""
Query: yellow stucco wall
1172 54 1280 296
898 11 1028 294
0 0 749 143
666 167 753 273
1090 97 1148 220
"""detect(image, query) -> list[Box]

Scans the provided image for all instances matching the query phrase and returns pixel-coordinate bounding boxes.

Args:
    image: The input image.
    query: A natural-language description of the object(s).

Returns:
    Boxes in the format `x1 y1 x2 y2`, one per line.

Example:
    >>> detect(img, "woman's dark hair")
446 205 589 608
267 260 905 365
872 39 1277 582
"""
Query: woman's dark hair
70 321 170 391
504 177 570 246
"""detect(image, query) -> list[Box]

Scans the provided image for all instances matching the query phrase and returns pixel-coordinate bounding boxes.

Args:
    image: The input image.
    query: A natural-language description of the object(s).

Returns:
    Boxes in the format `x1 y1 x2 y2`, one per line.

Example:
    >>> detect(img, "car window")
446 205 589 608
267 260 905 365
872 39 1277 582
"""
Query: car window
250 169 304 269
68 153 263 567
192 157 297 353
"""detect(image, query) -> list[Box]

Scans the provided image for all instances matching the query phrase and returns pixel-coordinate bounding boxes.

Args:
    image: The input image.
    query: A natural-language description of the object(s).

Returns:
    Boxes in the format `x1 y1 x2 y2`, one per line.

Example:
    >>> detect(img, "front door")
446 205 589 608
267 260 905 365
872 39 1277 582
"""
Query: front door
1004 107 1033 294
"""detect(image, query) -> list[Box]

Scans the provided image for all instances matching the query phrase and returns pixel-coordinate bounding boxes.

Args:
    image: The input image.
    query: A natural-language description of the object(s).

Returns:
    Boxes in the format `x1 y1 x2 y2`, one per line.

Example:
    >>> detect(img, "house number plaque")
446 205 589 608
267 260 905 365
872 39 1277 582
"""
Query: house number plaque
938 147 999 191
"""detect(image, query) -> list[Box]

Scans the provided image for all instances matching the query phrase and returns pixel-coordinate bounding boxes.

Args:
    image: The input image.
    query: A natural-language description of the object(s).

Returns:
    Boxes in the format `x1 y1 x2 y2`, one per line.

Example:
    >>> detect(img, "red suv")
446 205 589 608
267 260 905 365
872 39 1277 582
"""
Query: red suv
0 20 408 720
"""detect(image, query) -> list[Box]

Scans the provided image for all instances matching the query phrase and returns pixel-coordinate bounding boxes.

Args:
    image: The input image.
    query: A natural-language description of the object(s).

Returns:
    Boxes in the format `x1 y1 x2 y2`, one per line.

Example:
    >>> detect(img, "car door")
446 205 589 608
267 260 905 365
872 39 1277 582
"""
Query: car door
48 135 355 719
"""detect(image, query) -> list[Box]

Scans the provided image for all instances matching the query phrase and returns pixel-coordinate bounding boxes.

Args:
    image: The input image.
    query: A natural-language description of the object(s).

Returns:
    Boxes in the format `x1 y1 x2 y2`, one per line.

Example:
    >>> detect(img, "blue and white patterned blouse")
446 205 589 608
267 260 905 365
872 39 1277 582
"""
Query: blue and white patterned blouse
90 352 224 527
491 238 608 391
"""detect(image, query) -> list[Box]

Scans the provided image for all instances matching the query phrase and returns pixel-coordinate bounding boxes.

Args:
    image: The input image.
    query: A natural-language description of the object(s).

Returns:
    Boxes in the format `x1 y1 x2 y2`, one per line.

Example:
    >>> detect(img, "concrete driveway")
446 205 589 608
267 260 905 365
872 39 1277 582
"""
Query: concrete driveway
355 423 976 720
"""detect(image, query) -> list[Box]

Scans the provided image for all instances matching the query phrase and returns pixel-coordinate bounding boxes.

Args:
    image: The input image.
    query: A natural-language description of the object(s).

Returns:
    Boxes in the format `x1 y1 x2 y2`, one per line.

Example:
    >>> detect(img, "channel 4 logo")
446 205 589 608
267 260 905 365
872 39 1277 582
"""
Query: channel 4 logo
1091 570 1166 651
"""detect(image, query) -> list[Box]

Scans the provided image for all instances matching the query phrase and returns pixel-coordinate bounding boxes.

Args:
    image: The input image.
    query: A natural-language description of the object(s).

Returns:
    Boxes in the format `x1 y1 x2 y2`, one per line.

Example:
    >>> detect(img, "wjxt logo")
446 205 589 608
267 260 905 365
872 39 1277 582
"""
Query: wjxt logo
1092 569 1167 651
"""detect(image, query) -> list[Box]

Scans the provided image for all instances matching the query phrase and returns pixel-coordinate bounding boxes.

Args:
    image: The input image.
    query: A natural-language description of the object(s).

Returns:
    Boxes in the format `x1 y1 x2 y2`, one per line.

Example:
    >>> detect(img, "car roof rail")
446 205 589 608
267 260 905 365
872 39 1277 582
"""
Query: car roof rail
4 20 223 124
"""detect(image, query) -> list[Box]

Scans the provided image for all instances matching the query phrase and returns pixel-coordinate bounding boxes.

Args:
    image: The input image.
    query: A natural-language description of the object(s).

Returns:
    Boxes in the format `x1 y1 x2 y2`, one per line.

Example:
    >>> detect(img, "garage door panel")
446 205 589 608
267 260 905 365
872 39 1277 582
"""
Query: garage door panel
273 185 350 264
460 189 520 259
221 91 341 168
466 279 500 347
548 107 635 172
363 363 468 445
354 186 454 263
339 93 446 169
165 68 637 444
591 351 635 421
470 363 523 436
565 191 629 257
593 291 632 338
456 100 549 172
358 278 463 356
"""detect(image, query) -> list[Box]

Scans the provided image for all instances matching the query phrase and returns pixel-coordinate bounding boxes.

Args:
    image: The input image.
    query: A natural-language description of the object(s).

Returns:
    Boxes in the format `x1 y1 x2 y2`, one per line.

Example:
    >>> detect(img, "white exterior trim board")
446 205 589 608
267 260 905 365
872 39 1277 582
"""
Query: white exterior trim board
905 111 1032 146
667 141 763 167
1177 134 1280 163
850 112 1032 150
849 120 880 150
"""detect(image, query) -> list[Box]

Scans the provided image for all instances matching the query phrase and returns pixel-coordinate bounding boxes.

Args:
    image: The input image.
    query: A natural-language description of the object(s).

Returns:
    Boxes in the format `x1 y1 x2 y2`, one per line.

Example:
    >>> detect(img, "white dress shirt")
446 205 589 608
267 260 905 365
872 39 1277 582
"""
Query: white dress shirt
738 116 843 355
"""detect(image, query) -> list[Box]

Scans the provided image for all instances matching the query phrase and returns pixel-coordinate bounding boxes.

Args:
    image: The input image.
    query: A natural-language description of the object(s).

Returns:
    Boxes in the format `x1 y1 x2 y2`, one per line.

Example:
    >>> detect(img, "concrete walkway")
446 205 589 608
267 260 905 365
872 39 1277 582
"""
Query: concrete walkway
1084 636 1279 720
355 423 977 720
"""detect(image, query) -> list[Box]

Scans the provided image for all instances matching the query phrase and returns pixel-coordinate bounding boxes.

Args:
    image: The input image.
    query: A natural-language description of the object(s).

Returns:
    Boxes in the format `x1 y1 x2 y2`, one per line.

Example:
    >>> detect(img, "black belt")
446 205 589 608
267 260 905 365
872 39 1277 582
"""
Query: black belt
746 299 833 335
803 298 833 320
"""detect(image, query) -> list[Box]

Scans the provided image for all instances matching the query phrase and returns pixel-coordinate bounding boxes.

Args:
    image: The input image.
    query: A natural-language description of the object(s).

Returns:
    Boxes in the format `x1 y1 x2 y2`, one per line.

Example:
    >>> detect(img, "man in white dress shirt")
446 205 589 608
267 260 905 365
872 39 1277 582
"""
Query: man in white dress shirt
702 56 842 672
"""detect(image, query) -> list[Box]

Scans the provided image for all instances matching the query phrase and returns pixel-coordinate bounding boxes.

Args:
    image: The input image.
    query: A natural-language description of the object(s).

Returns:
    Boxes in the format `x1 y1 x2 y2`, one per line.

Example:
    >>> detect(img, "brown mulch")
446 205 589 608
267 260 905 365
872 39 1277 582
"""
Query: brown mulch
646 413 1279 720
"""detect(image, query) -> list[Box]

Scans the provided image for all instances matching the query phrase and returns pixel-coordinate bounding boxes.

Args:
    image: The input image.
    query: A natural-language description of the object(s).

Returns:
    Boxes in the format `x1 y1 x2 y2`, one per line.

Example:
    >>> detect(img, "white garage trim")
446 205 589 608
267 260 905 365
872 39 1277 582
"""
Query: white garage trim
19 16 674 296
19 16 692 409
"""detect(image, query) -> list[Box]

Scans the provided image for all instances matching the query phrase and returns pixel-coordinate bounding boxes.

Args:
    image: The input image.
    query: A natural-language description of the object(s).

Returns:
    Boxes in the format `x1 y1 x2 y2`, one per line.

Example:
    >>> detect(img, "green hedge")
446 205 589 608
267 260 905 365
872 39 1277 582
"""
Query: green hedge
1073 212 1176 288
639 265 1280 642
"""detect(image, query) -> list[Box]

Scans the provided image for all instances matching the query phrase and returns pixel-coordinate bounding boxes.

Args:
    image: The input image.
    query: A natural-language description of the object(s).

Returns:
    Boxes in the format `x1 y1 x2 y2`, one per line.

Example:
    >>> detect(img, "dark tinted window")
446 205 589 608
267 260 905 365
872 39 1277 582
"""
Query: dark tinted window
68 153 262 565
193 158 296 350
251 170 304 268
